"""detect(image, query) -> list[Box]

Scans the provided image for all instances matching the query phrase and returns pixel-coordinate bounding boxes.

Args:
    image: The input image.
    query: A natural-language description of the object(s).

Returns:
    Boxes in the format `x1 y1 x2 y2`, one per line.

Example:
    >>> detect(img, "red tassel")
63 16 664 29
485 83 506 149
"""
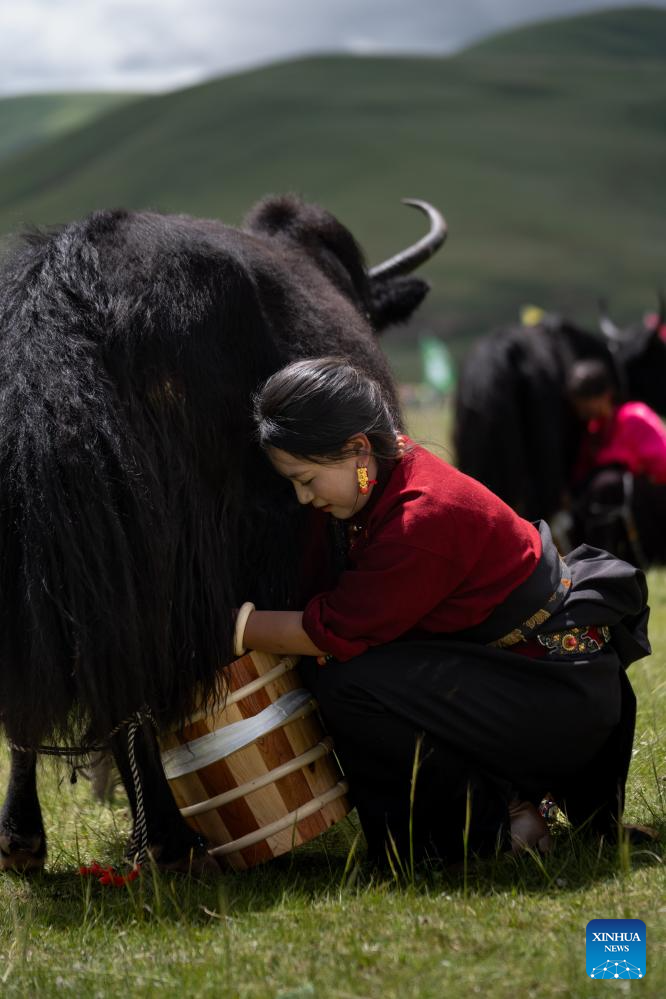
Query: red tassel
79 861 141 886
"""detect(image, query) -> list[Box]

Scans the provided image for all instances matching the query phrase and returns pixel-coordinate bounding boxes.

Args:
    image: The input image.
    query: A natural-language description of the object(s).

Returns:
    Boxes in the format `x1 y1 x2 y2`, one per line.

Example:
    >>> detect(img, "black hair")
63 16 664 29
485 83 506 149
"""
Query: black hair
567 359 615 399
253 356 400 464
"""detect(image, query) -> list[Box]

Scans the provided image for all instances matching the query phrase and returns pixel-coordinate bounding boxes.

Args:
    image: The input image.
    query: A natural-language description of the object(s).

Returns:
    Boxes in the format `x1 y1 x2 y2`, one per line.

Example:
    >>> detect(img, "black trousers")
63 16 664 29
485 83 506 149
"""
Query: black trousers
300 640 635 863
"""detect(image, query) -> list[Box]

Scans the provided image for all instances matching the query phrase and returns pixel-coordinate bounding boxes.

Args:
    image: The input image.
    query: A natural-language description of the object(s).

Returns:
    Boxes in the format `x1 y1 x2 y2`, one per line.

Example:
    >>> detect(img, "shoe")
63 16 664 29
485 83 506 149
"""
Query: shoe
508 800 552 855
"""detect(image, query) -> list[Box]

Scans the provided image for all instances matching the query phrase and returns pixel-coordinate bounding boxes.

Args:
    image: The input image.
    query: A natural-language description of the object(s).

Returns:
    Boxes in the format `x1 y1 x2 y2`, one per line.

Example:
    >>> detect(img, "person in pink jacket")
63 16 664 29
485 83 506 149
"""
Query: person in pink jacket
569 359 666 484
568 359 666 564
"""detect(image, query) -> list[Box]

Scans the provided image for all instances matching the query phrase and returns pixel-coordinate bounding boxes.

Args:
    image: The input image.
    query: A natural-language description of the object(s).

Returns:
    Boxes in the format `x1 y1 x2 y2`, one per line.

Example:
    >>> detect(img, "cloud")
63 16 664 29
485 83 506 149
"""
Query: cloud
0 0 222 93
1 0 664 95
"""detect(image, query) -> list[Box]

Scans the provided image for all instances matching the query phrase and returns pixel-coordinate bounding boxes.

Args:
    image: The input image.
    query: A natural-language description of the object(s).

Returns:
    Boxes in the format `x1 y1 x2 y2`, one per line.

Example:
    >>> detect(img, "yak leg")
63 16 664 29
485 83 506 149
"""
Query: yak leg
111 722 219 873
0 747 46 872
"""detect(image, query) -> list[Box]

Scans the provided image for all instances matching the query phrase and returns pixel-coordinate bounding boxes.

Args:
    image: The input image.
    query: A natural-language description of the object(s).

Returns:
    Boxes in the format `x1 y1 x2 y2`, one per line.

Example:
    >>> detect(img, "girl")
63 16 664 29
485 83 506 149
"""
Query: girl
235 357 650 864
567 358 666 564
568 358 666 487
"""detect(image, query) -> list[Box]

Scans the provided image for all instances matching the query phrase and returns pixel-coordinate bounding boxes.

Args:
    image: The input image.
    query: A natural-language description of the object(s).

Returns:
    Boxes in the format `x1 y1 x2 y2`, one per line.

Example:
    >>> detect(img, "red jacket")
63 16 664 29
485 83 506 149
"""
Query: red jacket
301 441 541 661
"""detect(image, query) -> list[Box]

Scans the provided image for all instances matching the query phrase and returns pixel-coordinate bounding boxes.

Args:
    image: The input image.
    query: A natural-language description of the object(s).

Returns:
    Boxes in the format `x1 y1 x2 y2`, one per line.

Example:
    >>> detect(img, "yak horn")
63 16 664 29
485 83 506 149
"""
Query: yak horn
598 298 622 341
368 199 447 280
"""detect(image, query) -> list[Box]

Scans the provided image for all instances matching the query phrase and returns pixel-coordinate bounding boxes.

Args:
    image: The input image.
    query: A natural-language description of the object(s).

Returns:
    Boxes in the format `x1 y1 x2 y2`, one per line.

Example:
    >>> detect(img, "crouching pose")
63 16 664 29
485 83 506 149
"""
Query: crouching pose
567 358 666 565
233 357 651 865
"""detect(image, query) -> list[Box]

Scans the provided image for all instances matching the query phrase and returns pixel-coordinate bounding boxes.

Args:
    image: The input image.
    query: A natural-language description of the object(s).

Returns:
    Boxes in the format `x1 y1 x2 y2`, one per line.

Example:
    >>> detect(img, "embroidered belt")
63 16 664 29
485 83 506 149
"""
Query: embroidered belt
488 559 572 649
510 625 611 660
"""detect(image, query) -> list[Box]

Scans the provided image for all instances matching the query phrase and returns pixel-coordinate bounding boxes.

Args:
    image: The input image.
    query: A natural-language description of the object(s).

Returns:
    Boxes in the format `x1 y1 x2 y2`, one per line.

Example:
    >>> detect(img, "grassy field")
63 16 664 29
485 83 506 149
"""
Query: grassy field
0 7 664 354
0 404 663 998
0 588 662 998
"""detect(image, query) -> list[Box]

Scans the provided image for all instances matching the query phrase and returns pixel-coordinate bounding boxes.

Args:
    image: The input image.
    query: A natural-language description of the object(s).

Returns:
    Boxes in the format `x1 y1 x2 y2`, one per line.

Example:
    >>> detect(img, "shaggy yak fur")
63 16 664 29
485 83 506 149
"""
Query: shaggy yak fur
453 312 666 556
0 196 432 871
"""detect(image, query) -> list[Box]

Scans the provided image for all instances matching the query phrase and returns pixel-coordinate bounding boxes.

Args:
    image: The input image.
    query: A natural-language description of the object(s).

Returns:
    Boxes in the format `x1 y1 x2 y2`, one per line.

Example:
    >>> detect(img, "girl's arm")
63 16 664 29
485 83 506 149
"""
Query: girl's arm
241 610 326 657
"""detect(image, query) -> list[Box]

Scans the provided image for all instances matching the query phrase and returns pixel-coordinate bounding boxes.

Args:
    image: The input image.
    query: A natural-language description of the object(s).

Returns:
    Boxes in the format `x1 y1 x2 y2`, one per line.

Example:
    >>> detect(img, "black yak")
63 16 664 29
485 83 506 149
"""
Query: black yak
453 309 666 534
0 195 446 872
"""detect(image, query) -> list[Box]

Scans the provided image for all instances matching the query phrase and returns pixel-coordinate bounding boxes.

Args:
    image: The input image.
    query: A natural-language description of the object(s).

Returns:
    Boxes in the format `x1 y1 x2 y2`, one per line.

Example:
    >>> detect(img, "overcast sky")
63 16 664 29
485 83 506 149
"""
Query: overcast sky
1 1 664 96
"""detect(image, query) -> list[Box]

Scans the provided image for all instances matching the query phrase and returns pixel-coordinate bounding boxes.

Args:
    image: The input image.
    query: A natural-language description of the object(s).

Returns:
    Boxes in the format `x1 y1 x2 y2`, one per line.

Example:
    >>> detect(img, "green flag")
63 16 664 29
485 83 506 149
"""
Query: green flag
420 336 455 394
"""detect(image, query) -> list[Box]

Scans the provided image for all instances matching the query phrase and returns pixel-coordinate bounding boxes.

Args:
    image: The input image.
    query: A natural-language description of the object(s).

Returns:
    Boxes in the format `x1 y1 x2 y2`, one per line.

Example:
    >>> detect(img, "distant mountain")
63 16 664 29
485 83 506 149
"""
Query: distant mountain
464 5 666 60
0 93 139 164
0 7 663 353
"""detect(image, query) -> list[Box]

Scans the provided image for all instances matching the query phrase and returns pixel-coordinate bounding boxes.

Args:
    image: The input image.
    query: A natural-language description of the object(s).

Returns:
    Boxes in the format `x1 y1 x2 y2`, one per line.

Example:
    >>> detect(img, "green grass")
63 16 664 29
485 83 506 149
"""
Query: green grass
0 406 664 998
0 7 664 355
1 703 664 999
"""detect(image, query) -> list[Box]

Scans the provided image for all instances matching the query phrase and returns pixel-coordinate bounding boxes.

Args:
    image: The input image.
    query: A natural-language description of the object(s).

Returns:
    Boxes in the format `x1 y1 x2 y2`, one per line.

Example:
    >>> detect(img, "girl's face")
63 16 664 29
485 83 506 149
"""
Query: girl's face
268 439 376 520
572 390 615 422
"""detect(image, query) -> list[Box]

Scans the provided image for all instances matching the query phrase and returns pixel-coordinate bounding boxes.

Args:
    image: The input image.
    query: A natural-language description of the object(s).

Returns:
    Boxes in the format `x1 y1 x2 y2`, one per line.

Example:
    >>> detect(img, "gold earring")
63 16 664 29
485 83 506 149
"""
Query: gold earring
357 467 376 495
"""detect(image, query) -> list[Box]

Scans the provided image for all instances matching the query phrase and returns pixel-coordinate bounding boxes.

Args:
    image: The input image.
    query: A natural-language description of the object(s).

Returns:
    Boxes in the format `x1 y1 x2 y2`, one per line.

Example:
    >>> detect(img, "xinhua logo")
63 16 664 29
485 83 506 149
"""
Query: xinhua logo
586 919 646 979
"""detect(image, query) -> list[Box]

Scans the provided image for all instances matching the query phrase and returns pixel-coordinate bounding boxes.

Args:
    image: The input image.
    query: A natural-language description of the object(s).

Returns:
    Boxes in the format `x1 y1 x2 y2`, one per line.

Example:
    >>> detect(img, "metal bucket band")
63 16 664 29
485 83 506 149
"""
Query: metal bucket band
179 738 335 817
160 689 315 779
208 780 350 857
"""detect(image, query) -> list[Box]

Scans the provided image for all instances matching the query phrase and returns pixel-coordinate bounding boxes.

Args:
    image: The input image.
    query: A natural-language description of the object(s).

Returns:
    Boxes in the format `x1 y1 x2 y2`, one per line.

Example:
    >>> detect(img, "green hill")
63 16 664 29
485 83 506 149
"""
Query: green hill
465 4 666 60
0 93 139 164
0 7 664 364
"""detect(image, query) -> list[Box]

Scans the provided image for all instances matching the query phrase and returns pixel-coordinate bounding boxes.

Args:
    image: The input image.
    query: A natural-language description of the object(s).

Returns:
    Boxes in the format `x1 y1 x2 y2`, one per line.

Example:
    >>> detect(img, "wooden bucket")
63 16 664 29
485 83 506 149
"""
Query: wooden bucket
159 651 350 870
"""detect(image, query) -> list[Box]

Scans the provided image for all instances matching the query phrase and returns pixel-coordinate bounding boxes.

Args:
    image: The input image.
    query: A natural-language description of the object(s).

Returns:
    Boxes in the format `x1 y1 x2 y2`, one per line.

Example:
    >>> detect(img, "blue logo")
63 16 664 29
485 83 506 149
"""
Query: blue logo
586 919 646 979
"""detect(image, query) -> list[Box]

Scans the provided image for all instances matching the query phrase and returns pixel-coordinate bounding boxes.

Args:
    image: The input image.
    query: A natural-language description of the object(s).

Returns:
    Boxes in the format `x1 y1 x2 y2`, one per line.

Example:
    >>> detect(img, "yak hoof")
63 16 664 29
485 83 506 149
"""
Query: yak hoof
0 832 46 873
